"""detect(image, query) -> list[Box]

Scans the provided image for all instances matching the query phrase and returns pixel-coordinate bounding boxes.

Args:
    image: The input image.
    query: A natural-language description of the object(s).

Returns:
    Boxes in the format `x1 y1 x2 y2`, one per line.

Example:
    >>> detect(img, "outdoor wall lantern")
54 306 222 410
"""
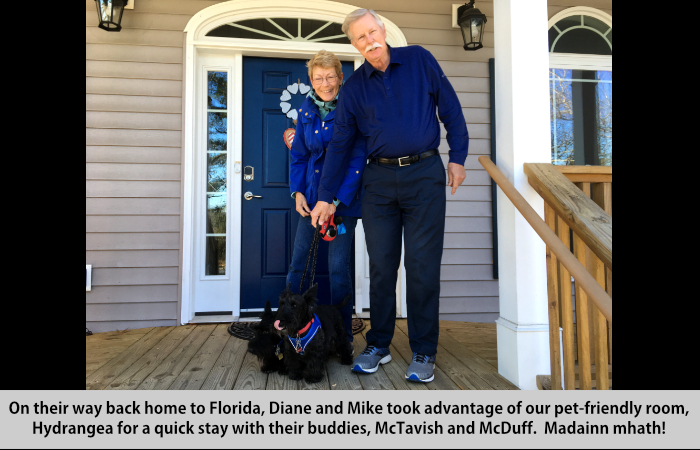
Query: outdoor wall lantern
95 0 128 32
457 1 487 51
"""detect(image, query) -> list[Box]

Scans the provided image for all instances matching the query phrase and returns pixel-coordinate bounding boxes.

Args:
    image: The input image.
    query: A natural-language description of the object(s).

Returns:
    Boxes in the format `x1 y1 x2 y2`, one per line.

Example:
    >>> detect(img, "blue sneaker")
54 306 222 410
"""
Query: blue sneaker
351 345 391 373
405 353 436 382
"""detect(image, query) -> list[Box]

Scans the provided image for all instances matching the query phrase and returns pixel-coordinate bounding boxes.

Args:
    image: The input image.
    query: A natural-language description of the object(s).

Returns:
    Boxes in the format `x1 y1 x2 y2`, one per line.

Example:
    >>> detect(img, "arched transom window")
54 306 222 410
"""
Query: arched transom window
548 14 612 55
206 18 350 44
548 9 612 166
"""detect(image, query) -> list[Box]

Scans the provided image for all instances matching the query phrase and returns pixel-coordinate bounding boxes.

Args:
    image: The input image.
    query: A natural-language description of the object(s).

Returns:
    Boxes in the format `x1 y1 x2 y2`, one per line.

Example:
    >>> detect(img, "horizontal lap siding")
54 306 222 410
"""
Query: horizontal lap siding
86 0 187 332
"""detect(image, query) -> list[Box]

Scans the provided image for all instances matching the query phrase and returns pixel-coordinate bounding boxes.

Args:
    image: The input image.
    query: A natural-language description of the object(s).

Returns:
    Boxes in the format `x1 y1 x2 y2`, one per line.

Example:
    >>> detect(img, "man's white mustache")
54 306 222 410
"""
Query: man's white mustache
365 42 383 52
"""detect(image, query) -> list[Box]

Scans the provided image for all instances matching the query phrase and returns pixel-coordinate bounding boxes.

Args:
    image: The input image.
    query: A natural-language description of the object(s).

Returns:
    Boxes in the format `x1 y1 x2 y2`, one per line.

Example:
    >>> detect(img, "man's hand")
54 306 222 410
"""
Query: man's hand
310 200 335 228
447 162 466 195
294 192 311 217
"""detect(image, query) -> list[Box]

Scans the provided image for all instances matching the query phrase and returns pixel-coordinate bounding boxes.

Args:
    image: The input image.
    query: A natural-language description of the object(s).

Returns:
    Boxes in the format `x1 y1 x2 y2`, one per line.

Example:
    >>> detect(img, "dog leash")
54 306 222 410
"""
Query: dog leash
299 223 322 293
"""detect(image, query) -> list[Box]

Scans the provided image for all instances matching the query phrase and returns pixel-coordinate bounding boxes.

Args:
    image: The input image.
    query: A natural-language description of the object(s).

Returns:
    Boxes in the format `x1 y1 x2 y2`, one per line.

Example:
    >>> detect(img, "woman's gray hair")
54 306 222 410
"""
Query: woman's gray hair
342 9 384 42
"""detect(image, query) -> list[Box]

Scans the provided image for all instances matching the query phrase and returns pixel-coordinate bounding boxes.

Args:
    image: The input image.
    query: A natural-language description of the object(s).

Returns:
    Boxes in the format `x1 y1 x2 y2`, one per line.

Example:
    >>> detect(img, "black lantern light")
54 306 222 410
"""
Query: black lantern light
95 0 128 32
457 1 487 51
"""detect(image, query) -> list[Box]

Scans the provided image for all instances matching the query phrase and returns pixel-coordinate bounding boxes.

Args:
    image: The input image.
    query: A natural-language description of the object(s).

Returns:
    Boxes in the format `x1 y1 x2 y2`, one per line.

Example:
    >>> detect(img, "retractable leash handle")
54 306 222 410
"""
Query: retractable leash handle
319 214 337 241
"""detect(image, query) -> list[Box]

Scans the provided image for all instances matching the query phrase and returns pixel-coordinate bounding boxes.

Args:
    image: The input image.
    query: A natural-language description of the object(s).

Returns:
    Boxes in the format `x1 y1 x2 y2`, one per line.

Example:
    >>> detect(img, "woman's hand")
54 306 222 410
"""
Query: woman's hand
295 192 312 217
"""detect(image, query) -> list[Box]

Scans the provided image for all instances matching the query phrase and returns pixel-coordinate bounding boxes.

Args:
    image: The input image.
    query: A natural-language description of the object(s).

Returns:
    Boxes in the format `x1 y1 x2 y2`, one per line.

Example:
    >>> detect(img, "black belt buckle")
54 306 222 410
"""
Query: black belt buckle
398 156 412 167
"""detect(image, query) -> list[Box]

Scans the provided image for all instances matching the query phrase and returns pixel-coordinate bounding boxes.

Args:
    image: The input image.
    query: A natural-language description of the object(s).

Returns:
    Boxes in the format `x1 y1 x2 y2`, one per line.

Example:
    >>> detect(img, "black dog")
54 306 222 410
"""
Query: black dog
274 283 353 383
247 300 286 374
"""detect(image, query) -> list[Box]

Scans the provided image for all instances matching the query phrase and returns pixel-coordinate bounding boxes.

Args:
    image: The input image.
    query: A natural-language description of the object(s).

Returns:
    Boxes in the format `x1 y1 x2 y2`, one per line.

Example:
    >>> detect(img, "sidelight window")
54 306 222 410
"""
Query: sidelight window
205 71 228 275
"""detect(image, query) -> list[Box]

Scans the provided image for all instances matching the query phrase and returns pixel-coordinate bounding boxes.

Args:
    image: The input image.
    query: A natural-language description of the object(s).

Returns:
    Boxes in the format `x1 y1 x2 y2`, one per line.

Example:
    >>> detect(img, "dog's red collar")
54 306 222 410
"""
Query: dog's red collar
297 318 314 336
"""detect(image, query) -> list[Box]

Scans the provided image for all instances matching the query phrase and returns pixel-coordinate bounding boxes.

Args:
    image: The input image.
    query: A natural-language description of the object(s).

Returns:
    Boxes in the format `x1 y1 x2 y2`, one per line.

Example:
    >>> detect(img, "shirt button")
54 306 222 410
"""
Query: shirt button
356 171 359 174
325 127 328 130
315 130 318 133
315 170 319 173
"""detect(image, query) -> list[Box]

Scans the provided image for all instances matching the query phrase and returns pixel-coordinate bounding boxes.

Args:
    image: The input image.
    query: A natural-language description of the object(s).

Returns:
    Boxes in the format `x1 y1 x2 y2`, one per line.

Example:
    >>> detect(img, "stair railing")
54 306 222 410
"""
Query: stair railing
479 156 612 390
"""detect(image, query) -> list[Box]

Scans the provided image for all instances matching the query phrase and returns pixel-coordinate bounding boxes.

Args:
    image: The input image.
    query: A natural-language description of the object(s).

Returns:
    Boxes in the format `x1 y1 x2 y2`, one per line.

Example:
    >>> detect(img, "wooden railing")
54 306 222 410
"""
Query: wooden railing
478 156 612 390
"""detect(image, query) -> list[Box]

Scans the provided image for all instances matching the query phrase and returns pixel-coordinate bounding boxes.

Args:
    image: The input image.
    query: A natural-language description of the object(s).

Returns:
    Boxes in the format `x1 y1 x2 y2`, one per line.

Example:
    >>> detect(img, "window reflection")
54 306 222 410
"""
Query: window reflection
208 72 227 109
208 112 227 150
205 236 226 276
207 153 227 192
550 69 612 166
205 71 228 276
206 194 226 235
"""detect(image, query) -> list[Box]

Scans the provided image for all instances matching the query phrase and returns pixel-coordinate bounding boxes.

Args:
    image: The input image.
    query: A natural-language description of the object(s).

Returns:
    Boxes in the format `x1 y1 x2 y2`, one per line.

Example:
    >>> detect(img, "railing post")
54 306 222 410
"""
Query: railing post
544 204 562 390
556 216 576 390
573 232 592 390
591 182 613 365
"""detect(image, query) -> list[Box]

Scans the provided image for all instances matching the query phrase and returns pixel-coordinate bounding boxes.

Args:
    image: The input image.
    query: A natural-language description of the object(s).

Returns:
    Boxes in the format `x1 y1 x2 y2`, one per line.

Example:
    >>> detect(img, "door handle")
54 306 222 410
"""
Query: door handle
244 191 263 200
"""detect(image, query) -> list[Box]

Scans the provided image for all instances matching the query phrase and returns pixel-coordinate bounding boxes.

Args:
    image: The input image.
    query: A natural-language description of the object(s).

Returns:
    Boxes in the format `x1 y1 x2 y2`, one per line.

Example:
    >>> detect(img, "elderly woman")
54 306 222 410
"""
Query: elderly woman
287 50 366 344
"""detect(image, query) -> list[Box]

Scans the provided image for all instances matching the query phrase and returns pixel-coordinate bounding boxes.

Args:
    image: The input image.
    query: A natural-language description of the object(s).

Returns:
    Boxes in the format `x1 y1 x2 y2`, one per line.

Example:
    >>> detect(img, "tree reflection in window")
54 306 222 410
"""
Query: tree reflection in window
550 69 612 166
205 71 228 276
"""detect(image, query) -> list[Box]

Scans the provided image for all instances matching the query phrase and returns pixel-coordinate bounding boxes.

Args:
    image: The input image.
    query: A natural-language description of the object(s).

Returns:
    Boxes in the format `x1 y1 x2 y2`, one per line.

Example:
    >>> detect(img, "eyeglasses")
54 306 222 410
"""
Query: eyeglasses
312 75 338 84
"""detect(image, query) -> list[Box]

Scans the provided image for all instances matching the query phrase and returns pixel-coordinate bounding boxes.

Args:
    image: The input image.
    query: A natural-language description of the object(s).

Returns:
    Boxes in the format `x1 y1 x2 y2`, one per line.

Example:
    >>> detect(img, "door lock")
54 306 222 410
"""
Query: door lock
244 166 254 181
244 192 262 200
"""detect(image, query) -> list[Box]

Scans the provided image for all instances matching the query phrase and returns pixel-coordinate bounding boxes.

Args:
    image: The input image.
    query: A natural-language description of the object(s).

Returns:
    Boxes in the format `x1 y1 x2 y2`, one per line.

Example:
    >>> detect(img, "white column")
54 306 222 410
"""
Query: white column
493 0 552 390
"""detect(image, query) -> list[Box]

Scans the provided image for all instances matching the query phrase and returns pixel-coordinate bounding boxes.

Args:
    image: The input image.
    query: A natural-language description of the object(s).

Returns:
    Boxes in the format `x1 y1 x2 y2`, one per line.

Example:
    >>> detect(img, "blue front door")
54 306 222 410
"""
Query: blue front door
240 56 355 312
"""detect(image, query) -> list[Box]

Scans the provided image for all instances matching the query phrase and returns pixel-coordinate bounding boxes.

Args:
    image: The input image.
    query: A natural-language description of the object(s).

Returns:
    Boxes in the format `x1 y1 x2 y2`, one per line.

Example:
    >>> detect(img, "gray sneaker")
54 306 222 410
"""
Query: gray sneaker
405 353 436 382
351 346 391 373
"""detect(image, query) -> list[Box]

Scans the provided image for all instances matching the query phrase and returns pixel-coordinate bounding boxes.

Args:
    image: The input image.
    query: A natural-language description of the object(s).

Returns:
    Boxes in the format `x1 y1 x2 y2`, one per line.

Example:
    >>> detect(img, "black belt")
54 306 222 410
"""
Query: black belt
370 149 438 166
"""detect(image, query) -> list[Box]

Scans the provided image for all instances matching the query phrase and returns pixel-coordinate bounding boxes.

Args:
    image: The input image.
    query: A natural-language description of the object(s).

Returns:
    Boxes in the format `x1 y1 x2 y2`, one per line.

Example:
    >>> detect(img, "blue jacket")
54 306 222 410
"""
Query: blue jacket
290 95 366 217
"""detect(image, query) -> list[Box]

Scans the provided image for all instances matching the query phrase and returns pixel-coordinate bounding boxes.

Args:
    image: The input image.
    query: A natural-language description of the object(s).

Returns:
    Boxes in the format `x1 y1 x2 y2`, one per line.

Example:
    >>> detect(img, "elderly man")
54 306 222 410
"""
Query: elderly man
310 9 469 383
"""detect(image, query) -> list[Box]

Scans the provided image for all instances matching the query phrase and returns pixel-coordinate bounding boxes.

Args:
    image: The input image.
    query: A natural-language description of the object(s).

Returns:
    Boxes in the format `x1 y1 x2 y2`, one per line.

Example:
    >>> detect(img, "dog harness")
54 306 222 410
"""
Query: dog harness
288 314 321 355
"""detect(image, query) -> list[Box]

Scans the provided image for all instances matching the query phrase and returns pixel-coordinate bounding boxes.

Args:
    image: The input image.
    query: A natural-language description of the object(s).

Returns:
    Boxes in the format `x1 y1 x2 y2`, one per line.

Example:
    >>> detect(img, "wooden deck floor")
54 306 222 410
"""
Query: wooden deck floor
86 319 518 390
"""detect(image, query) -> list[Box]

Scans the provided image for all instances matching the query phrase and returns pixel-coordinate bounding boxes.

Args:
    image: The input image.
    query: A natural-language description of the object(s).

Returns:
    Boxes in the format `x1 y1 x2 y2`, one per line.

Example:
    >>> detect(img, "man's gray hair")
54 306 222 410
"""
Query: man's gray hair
342 9 384 42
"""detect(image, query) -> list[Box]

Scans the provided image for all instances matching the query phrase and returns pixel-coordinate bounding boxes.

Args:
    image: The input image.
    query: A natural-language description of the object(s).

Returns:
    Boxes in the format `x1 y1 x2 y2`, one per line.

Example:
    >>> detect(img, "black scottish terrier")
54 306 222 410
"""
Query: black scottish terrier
274 283 353 383
247 300 286 374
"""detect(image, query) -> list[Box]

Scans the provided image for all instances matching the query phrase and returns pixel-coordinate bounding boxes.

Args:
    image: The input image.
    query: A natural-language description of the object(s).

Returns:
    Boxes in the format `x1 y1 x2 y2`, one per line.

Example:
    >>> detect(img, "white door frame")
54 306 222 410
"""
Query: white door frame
180 0 408 324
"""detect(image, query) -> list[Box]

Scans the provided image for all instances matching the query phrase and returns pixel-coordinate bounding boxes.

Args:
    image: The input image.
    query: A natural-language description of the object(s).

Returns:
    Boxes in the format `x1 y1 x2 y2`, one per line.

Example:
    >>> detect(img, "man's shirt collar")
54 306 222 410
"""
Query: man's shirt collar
361 44 403 78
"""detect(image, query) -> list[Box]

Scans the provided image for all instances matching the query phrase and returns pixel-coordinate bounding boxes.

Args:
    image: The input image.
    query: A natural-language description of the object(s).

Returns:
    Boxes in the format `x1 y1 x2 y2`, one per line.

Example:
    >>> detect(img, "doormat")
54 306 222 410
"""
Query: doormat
227 322 257 340
227 318 365 341
351 318 365 335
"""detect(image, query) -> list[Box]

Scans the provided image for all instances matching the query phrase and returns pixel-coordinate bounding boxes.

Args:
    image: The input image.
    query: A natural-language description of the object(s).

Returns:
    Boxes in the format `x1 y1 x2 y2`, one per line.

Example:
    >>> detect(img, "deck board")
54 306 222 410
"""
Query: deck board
86 320 515 390
200 335 248 390
326 350 362 390
233 352 268 390
267 371 300 390
168 324 231 390
135 325 214 390
105 325 196 390
436 329 517 390
86 326 175 390
85 327 154 377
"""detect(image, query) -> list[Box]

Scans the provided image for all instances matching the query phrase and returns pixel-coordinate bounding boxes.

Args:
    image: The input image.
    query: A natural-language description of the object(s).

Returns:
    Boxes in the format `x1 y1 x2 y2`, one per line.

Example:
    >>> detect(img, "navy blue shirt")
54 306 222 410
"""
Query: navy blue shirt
318 45 469 204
